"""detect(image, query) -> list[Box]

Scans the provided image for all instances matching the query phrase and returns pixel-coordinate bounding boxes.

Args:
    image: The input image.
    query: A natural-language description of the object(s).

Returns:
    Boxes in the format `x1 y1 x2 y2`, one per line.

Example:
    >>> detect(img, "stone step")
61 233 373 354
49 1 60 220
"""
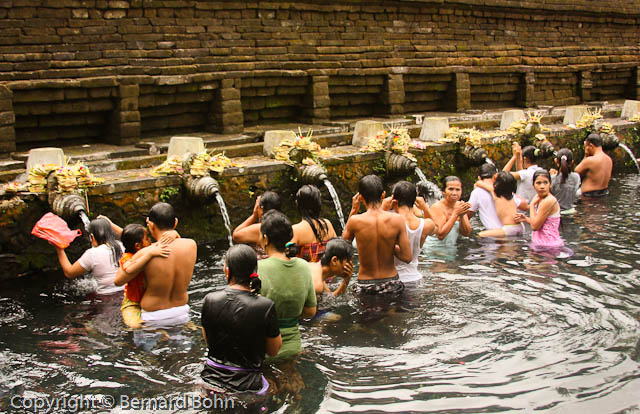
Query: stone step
0 160 24 172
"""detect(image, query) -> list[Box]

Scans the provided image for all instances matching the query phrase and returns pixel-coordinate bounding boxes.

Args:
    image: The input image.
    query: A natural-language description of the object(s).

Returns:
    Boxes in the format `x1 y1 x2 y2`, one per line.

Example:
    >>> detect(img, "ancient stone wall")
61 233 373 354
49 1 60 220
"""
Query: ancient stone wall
0 0 638 152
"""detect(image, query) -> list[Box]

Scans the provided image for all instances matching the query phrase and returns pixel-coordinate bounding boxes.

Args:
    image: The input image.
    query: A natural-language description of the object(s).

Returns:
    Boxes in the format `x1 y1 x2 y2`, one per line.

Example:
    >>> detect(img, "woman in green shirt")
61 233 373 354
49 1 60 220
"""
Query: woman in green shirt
257 210 317 358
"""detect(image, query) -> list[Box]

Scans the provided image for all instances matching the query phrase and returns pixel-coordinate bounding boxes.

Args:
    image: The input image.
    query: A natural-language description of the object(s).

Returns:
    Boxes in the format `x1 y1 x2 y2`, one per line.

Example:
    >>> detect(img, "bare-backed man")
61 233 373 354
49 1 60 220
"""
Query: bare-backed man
342 175 412 295
575 133 613 197
116 202 197 327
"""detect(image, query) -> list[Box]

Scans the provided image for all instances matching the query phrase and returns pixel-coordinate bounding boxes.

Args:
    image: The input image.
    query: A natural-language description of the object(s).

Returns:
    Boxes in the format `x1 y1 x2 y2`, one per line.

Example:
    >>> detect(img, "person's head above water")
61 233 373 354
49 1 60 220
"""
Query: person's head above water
260 210 294 253
88 217 123 265
224 243 261 295
148 202 177 231
584 133 602 157
120 223 149 254
442 176 462 202
392 180 417 208
359 175 384 205
478 163 498 180
493 171 516 200
259 191 281 214
296 185 322 218
532 168 552 196
522 146 539 166
555 148 574 183
320 238 353 272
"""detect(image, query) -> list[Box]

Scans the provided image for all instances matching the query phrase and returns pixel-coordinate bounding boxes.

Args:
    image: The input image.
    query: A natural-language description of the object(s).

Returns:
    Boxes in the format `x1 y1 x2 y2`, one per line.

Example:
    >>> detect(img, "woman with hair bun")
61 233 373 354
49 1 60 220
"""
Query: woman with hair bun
550 148 581 214
201 244 282 394
503 142 540 203
291 184 337 262
258 210 316 358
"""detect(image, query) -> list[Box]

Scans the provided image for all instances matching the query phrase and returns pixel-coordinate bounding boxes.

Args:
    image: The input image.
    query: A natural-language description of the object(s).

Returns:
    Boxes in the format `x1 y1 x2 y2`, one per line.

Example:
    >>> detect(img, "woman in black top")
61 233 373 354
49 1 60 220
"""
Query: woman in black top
201 244 282 394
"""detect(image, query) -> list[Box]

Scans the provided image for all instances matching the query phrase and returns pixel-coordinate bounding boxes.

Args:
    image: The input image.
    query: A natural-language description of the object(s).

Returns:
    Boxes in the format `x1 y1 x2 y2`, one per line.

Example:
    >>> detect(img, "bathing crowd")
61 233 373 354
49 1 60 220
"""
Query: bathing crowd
50 132 612 397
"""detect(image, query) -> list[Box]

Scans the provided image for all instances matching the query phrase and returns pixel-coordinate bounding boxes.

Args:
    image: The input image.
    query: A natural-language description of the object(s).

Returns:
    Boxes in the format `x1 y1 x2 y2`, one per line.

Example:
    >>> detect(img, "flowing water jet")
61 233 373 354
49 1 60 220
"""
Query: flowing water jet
414 166 428 183
618 143 640 174
184 172 233 247
215 193 233 247
323 179 346 233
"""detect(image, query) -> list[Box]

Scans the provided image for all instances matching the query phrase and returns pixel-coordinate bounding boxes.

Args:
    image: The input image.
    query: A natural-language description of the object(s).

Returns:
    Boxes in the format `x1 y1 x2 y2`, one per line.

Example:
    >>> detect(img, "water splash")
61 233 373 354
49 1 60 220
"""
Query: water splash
323 179 346 233
485 158 495 165
414 167 428 183
78 210 91 235
618 143 640 174
214 193 233 247
417 179 443 206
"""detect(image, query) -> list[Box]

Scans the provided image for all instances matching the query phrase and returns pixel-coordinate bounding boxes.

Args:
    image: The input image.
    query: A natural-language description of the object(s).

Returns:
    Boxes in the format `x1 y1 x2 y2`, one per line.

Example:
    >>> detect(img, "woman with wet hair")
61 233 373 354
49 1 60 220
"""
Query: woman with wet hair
232 191 282 257
201 244 282 394
291 185 337 262
257 210 316 358
503 142 540 203
550 148 581 213
425 176 472 246
52 217 124 295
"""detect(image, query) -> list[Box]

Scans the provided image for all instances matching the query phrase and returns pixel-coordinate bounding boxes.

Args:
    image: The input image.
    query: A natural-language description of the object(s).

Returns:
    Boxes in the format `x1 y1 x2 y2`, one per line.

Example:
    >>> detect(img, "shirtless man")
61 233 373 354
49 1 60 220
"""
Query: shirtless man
574 133 612 197
232 191 281 248
115 202 197 327
342 175 412 294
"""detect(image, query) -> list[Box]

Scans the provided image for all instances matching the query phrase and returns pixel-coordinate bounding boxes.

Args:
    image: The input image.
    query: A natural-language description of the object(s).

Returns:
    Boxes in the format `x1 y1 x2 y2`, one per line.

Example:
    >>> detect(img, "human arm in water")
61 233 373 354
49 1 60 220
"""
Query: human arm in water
54 246 88 279
232 196 262 244
114 241 171 286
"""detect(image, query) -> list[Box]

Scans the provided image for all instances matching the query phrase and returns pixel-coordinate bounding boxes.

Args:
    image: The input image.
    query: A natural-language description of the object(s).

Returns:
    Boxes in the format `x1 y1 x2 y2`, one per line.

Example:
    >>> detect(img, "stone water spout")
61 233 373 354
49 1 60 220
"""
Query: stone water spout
383 133 417 177
532 134 555 159
289 147 328 185
46 173 90 232
461 145 489 165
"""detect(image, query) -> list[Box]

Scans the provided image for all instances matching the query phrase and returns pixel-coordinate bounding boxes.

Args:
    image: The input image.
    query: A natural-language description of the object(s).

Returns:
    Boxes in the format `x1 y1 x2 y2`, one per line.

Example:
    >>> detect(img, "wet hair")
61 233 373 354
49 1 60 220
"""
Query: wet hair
296 185 329 242
148 202 176 231
261 210 294 255
442 176 461 191
478 163 498 179
225 244 261 295
320 238 354 266
522 146 539 163
359 175 384 205
121 224 146 254
532 168 551 183
493 171 516 200
259 191 281 213
88 218 123 266
555 148 574 184
585 133 602 148
392 181 417 207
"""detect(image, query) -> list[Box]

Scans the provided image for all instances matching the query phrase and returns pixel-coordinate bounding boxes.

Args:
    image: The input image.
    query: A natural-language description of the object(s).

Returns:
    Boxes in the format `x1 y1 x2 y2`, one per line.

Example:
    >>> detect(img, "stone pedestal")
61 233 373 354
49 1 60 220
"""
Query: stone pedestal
108 84 141 146
500 110 526 130
263 130 297 157
419 117 449 142
563 105 589 125
352 120 384 148
621 100 640 119
212 78 243 134
0 85 16 154
26 147 65 171
168 136 205 158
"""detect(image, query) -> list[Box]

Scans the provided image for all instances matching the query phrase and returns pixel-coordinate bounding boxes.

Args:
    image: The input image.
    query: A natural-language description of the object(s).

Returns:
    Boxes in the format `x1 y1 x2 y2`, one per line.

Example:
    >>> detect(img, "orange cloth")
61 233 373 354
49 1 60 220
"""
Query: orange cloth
296 240 328 263
119 252 145 303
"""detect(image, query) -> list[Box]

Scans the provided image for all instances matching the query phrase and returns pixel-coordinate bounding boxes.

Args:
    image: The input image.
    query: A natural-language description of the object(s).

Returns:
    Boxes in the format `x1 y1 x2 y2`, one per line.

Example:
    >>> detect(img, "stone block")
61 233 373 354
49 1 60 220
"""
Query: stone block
563 105 589 125
168 136 205 158
419 117 449 142
621 100 640 119
352 120 384 148
0 111 15 126
119 84 139 98
263 130 297 157
500 110 526 130
26 147 65 171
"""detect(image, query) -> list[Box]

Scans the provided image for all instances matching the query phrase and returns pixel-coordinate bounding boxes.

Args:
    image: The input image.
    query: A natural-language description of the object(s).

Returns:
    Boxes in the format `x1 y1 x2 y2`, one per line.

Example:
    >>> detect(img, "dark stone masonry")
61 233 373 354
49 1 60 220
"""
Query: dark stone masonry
0 0 638 153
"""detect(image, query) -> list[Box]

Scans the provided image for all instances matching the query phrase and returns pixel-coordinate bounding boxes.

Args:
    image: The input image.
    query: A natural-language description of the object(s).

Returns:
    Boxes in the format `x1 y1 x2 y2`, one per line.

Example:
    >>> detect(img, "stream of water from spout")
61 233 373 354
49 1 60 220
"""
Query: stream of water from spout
618 143 640 174
78 210 91 235
414 167 428 183
485 158 495 165
214 193 233 247
323 179 346 233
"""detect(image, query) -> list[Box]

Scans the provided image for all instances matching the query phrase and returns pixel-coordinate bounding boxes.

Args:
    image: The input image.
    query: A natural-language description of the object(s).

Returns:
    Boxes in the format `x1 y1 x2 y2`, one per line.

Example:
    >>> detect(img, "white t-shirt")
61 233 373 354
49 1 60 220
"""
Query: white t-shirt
77 243 124 295
469 188 522 230
515 165 539 203
394 219 424 283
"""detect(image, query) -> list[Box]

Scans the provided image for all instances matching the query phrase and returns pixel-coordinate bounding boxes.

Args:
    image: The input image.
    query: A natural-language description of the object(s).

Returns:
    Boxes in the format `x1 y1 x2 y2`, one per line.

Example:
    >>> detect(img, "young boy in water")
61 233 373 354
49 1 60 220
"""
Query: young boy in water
309 238 354 296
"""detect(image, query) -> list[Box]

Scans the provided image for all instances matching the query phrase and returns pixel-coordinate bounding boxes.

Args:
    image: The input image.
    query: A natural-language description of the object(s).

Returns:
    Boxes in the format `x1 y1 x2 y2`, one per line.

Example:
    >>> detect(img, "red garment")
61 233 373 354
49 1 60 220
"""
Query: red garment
296 240 328 263
120 252 145 303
